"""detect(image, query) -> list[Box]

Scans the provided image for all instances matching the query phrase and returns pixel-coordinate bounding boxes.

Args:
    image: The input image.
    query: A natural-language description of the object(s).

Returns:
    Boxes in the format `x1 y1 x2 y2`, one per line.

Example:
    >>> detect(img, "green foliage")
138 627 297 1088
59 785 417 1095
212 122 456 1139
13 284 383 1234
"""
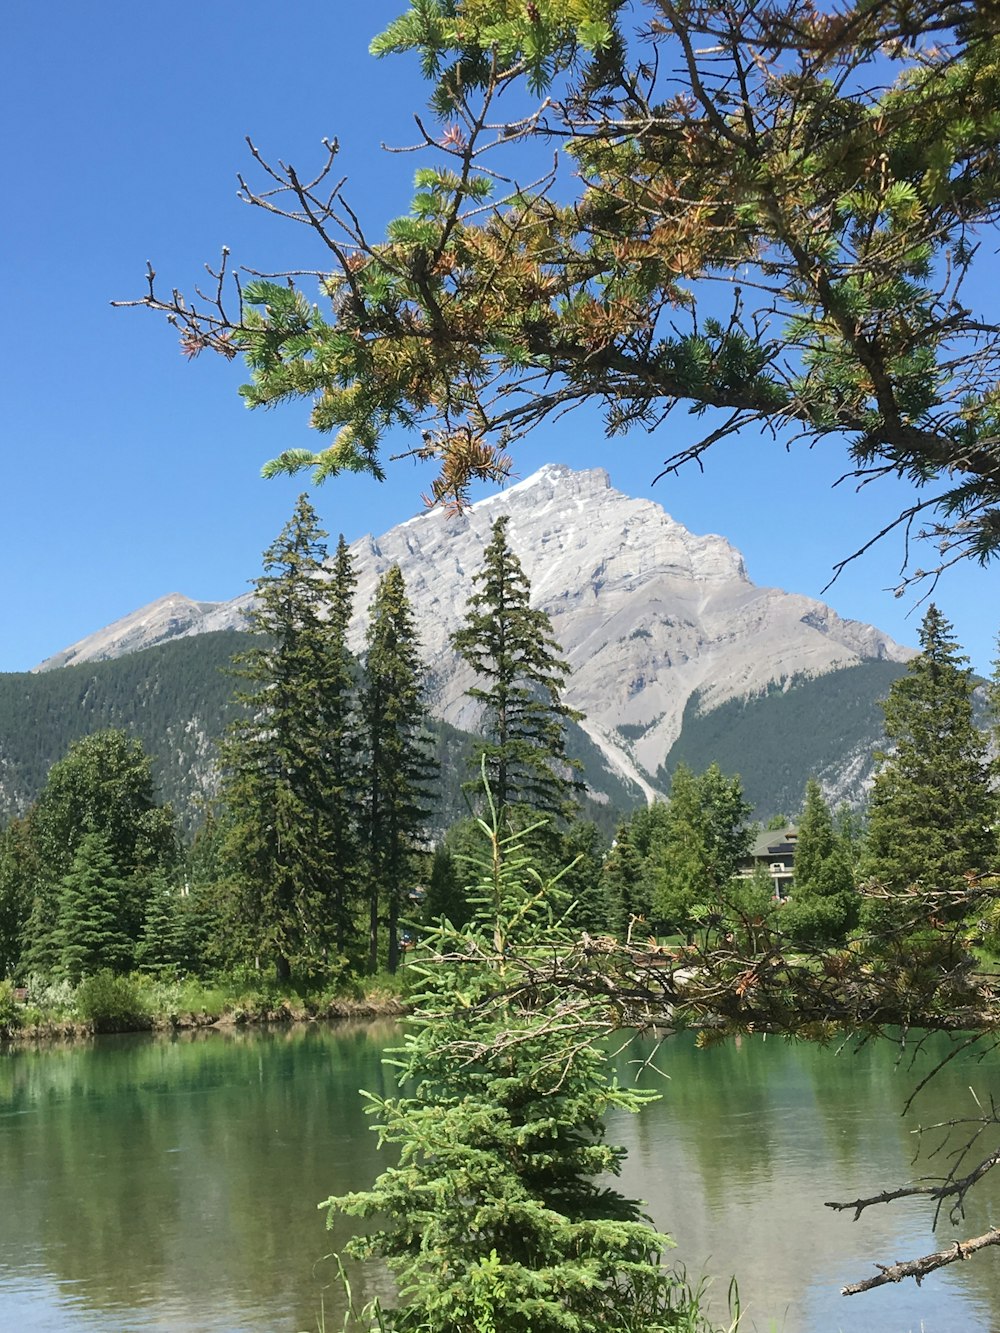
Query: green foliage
322 804 713 1333
862 606 997 918
782 779 857 946
0 979 23 1036
0 819 33 977
661 663 908 820
17 729 177 979
651 765 753 938
220 496 363 981
452 515 583 821
422 842 472 931
717 865 779 955
56 831 135 982
556 818 611 935
75 970 151 1033
29 728 177 886
601 803 671 939
135 870 189 976
361 565 436 973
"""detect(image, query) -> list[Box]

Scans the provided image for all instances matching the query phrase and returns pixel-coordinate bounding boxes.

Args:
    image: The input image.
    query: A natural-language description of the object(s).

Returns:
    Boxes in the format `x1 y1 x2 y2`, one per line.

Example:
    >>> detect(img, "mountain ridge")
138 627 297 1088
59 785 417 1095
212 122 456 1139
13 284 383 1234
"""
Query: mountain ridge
35 464 914 798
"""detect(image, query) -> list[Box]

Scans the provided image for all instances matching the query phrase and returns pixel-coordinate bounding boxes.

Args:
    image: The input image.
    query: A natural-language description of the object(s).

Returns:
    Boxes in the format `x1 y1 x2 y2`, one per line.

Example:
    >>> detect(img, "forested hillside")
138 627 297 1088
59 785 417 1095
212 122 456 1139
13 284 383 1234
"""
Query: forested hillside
0 637 916 832
0 633 247 827
0 632 640 835
658 661 909 818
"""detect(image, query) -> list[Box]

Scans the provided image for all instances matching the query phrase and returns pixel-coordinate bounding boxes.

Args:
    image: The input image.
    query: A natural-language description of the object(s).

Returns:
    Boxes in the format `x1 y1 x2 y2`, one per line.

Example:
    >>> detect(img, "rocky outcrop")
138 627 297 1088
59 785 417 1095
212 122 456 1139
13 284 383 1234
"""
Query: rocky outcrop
37 593 224 671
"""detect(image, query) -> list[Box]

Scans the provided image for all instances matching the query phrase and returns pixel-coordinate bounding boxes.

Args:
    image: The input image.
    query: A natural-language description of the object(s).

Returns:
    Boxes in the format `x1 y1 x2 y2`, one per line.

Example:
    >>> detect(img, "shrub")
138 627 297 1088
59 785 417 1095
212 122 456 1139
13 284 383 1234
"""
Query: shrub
75 970 152 1033
0 979 23 1037
24 974 77 1018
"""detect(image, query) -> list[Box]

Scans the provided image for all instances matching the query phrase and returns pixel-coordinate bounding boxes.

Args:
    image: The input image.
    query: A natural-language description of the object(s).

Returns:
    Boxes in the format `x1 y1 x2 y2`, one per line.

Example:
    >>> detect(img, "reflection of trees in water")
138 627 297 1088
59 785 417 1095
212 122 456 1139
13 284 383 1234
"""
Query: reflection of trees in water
609 1032 1000 1333
7 1024 1000 1330
612 1034 788 1205
0 1024 394 1329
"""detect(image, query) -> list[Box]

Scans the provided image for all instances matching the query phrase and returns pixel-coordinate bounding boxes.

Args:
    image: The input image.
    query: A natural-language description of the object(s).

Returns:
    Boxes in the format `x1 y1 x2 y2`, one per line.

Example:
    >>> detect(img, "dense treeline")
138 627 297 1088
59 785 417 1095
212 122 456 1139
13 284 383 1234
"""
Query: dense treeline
0 648 639 839
0 501 619 990
3 588 997 992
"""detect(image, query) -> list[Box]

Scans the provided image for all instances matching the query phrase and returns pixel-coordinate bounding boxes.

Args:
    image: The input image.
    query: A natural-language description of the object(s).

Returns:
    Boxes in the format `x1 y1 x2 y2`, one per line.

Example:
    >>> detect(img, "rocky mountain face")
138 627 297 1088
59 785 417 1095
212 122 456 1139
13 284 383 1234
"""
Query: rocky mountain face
36 464 913 802
39 593 229 673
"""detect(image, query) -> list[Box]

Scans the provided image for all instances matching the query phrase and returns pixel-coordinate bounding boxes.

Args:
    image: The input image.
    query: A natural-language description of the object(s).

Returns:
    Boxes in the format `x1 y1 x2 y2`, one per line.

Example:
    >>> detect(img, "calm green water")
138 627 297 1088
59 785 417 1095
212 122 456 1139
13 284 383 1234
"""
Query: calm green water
1 1023 999 1332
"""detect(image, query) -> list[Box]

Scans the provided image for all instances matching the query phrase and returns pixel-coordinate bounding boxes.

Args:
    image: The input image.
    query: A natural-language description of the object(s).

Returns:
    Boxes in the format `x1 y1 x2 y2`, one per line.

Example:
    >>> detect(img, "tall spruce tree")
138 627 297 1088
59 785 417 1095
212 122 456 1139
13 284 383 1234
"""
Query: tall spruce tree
220 496 360 983
323 812 710 1333
863 605 997 904
782 778 857 945
452 515 582 822
361 565 435 973
135 869 188 976
323 532 363 951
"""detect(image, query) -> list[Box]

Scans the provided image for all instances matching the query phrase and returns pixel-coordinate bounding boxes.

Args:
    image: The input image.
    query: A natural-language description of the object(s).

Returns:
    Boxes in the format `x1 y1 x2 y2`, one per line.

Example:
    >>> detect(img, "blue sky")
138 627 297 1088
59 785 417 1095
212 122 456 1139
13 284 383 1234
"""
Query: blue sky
3 1 996 675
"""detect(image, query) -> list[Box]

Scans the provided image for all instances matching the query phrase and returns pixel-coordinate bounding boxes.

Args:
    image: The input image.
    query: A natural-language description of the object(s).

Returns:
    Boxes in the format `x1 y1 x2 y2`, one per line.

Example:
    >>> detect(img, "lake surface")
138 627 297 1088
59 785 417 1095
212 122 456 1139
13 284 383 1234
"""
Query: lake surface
2 1022 1000 1332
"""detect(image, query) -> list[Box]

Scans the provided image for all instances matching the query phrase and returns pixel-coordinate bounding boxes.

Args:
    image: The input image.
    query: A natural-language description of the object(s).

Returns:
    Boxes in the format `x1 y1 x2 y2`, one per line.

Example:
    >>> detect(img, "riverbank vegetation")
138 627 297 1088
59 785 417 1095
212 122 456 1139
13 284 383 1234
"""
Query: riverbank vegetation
0 968 411 1042
0 502 603 1026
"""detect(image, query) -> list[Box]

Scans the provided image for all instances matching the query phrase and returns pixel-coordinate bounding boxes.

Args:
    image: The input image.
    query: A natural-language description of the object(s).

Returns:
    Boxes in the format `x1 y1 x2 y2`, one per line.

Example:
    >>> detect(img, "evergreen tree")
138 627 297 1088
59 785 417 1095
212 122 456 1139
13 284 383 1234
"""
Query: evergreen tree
652 764 753 939
20 730 177 977
56 831 133 981
361 565 435 973
557 819 611 936
135 869 188 975
0 815 35 975
452 516 582 822
601 804 670 940
863 606 997 906
0 819 33 978
220 496 361 982
782 779 857 945
322 812 710 1333
422 843 472 932
324 533 364 949
175 812 227 975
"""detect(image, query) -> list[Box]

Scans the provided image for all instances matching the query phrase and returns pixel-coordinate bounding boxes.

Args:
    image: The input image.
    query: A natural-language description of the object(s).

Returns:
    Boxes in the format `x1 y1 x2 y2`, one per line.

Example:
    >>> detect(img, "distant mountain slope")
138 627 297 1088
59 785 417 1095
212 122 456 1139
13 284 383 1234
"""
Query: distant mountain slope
2 632 912 834
0 632 246 827
659 661 909 819
34 465 915 803
39 593 226 671
1 632 642 835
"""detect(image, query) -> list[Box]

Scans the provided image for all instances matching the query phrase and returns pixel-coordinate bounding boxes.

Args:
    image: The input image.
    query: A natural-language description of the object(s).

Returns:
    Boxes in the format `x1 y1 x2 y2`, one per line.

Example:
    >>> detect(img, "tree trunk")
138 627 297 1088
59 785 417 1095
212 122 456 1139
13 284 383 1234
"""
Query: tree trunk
369 884 379 974
387 890 399 974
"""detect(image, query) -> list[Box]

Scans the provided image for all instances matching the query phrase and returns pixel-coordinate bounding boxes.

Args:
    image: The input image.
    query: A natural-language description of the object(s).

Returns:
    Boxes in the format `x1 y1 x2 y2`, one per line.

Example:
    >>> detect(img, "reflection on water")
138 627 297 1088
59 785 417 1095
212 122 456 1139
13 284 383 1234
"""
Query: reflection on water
1 1022 999 1331
611 1032 1000 1332
0 1023 398 1332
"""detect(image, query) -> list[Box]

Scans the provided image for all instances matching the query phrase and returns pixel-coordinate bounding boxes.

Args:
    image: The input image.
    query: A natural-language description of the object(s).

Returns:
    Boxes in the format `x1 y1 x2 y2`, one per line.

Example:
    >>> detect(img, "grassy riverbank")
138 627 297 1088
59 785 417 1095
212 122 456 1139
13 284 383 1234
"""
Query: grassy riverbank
0 970 411 1043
